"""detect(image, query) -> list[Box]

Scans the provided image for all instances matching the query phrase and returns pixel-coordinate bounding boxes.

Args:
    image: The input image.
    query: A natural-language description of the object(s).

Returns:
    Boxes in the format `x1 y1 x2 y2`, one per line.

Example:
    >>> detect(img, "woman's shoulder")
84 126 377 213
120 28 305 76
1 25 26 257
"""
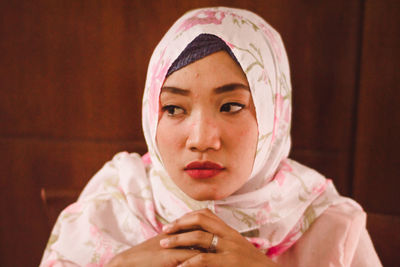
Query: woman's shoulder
320 202 367 229
40 152 159 266
277 202 382 266
78 151 148 199
301 203 366 264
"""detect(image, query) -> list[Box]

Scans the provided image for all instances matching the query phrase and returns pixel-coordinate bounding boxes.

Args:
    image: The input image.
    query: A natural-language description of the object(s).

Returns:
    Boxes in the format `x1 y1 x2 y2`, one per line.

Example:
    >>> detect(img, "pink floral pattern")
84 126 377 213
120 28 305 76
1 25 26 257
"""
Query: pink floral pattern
266 217 305 258
259 23 283 63
224 40 235 49
248 237 270 252
271 93 284 143
87 225 115 266
141 152 152 166
273 160 294 186
255 202 271 224
312 181 327 195
148 48 170 127
177 10 225 33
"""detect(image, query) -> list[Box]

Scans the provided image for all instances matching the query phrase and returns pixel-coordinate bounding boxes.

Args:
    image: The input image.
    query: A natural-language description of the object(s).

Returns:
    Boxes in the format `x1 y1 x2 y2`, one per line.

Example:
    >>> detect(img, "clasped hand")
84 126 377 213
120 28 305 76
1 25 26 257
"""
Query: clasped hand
106 209 278 267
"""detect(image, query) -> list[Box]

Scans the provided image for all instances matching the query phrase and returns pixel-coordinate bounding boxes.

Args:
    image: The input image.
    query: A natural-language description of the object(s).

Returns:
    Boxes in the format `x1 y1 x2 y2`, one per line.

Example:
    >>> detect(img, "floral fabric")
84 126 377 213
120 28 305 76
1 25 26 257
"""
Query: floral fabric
40 7 364 266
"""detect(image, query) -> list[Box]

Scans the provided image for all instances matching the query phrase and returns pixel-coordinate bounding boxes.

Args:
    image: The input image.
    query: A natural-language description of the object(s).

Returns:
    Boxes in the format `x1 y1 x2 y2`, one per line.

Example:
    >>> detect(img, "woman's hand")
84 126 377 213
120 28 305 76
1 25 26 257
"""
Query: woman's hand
106 233 200 267
160 209 279 267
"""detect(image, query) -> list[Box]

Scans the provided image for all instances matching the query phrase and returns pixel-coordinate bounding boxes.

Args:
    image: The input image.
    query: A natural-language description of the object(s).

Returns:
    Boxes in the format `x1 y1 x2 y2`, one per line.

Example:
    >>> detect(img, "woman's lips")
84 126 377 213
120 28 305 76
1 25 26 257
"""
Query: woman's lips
184 161 225 179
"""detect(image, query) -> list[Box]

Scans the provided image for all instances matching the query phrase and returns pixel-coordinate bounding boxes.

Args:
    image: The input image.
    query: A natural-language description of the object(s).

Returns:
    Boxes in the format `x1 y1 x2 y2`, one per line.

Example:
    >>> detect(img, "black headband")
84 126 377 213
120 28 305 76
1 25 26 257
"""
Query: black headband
166 33 241 77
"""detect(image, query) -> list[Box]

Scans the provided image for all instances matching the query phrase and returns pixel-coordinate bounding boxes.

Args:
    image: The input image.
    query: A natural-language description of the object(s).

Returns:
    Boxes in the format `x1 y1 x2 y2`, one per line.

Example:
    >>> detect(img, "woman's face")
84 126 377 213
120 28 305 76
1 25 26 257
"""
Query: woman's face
156 51 258 201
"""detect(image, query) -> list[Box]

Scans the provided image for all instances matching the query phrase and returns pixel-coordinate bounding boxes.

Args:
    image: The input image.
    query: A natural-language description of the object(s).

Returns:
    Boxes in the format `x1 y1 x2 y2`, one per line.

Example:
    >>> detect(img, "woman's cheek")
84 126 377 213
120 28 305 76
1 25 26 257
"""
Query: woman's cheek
165 119 187 149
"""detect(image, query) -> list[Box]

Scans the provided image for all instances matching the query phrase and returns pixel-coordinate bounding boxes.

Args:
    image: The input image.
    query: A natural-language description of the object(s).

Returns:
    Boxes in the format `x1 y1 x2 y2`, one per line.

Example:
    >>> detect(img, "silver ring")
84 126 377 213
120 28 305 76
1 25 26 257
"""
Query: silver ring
208 234 218 252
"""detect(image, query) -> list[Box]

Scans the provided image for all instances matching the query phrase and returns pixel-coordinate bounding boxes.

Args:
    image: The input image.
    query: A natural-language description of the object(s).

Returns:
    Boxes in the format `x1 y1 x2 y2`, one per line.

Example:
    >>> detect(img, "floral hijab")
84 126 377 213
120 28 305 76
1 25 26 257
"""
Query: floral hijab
142 6 360 255
40 7 360 266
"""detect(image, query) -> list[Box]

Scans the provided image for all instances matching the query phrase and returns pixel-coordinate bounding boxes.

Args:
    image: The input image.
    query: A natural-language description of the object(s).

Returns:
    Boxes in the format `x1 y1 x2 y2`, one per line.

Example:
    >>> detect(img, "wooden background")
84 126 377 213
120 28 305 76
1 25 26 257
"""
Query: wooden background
0 0 399 266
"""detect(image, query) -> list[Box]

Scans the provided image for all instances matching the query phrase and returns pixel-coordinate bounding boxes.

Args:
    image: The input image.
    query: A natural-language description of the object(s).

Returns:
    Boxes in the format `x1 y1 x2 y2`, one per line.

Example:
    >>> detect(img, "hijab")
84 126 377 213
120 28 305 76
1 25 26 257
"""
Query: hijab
142 6 361 255
41 7 361 265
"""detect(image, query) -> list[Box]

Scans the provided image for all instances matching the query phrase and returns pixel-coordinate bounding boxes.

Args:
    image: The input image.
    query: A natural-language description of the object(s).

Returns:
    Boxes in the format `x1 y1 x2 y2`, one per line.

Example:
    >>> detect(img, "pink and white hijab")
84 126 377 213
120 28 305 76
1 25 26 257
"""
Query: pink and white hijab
40 7 360 266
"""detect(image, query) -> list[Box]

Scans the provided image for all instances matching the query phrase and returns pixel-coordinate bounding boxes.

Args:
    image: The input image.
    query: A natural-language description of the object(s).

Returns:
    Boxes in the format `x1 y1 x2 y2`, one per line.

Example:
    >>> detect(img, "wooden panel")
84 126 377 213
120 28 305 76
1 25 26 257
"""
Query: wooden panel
0 138 147 189
0 1 147 140
0 142 49 267
367 213 400 266
284 2 361 197
353 0 400 214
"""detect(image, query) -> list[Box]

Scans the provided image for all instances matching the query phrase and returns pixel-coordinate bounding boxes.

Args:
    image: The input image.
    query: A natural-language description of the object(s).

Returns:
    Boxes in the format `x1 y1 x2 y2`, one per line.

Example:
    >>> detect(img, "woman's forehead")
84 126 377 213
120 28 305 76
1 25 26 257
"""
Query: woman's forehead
162 51 248 89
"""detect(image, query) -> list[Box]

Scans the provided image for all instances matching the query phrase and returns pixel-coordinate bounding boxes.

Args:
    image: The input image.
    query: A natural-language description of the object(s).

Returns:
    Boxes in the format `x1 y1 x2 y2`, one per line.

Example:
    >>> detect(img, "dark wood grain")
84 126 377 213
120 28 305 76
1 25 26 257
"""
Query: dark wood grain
367 212 400 267
353 0 400 214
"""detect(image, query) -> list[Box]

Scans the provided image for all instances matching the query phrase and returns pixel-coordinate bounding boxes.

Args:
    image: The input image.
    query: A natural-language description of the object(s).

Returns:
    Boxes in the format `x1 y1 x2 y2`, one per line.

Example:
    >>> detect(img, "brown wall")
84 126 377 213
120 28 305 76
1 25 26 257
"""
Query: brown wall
0 0 399 266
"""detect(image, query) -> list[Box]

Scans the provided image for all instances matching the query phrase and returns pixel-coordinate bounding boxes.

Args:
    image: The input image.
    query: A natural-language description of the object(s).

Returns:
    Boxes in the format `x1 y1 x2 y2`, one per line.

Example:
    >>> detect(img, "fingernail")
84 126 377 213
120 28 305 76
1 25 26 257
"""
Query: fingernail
162 224 173 233
160 238 169 247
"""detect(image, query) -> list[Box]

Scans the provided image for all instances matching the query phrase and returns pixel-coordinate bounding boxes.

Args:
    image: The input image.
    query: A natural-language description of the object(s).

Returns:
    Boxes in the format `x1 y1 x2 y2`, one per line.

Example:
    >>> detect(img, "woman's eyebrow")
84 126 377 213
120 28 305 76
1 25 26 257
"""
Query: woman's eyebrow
161 83 249 95
160 86 190 96
214 83 250 94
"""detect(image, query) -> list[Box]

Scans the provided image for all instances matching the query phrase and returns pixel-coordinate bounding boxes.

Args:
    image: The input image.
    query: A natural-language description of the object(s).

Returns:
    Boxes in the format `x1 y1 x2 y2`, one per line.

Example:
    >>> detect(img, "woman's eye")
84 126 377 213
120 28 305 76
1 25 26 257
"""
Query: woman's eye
162 105 185 116
220 103 245 113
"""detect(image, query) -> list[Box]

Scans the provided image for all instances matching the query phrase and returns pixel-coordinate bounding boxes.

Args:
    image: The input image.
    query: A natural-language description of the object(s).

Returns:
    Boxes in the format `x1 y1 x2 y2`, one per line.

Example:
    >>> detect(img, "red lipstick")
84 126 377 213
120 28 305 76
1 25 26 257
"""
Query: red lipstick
184 161 225 179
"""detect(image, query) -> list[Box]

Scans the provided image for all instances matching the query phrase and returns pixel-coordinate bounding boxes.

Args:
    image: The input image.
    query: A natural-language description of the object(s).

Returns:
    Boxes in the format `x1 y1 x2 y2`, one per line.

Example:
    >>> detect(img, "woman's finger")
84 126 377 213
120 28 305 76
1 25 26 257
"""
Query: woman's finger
106 235 201 267
160 230 223 251
163 209 237 238
163 248 202 266
177 252 220 267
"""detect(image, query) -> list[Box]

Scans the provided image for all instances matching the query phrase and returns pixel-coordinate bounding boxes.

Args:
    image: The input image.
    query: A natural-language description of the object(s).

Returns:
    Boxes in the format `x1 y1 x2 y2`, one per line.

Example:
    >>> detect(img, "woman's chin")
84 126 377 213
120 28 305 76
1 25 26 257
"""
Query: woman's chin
186 190 230 201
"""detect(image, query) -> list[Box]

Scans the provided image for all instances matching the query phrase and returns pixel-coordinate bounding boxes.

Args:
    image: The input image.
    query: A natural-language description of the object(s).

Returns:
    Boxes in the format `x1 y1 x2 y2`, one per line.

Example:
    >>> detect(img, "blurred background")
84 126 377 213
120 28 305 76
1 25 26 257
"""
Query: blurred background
0 0 399 266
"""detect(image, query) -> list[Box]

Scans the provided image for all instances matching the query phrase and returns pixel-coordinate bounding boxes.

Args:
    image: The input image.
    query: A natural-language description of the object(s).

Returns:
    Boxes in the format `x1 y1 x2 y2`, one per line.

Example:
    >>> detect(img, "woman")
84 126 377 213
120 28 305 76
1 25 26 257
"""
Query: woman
40 7 381 266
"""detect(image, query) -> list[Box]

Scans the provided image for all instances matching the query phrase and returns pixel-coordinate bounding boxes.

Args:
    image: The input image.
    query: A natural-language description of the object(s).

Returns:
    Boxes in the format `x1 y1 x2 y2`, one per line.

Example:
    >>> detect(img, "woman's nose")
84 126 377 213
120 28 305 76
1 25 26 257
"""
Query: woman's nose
186 112 221 152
